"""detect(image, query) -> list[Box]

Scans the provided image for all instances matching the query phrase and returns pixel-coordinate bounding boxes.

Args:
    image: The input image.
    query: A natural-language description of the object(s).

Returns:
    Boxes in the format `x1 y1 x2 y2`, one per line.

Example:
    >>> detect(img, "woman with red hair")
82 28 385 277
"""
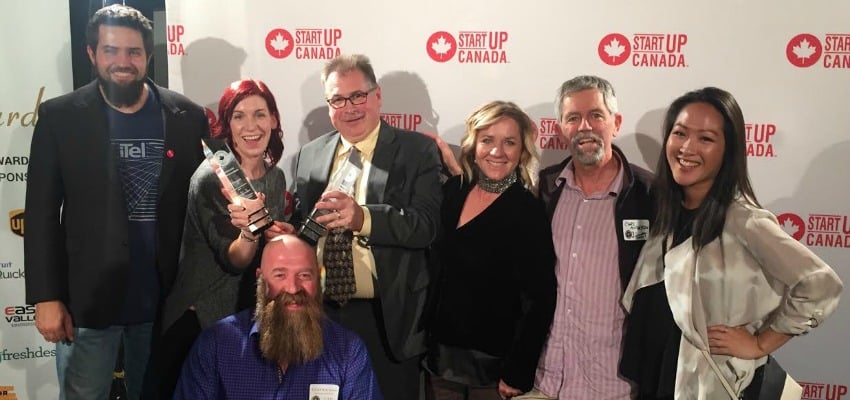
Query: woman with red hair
156 79 293 398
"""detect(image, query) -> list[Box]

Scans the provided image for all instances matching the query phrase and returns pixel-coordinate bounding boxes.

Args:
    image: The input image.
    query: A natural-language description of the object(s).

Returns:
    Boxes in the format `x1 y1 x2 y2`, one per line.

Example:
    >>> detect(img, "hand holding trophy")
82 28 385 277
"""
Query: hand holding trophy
297 148 363 246
202 138 274 234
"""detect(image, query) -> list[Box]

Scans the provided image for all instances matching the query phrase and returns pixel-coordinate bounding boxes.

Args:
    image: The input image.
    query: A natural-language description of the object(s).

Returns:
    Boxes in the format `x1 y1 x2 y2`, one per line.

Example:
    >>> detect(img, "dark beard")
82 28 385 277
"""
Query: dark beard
97 73 145 108
255 283 324 366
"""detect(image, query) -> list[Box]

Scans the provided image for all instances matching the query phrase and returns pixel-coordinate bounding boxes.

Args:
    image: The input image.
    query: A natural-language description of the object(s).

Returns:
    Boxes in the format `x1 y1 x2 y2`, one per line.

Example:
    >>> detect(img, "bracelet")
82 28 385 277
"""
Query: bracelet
239 230 259 243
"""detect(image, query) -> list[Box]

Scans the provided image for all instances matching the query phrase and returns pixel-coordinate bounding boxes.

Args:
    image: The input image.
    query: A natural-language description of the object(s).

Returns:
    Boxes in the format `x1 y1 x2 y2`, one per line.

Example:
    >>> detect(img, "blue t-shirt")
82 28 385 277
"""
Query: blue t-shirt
175 310 383 400
105 85 163 324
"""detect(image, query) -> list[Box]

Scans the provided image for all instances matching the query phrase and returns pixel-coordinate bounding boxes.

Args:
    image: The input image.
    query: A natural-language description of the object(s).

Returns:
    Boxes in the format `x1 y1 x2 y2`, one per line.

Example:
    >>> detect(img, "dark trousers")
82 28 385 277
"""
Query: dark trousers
325 298 420 399
425 375 501 400
152 309 201 400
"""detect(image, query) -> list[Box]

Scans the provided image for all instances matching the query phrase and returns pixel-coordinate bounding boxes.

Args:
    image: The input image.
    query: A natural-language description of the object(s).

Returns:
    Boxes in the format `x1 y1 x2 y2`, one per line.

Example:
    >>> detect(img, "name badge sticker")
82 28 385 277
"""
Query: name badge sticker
309 384 340 400
623 219 649 241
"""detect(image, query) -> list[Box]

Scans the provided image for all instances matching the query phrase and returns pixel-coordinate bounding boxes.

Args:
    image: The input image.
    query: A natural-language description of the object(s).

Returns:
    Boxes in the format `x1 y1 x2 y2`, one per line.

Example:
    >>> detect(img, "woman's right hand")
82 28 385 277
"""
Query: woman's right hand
227 191 267 239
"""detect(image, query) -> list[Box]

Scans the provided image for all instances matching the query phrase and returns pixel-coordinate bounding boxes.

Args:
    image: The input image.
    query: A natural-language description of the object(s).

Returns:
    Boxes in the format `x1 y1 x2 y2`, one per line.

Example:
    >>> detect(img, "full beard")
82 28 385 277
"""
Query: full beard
97 67 146 108
570 130 605 165
255 281 324 366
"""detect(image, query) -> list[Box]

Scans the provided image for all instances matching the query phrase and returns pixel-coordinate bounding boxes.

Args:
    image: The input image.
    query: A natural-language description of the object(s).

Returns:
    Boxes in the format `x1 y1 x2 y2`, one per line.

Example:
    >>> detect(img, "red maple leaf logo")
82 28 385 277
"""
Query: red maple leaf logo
265 28 294 59
598 33 631 66
426 31 457 62
777 213 806 241
786 34 822 68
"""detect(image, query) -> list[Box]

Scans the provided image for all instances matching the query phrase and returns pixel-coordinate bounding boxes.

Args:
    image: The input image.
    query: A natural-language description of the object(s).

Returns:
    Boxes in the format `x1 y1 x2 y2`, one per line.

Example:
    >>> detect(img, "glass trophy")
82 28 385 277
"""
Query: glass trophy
201 138 274 234
297 148 362 246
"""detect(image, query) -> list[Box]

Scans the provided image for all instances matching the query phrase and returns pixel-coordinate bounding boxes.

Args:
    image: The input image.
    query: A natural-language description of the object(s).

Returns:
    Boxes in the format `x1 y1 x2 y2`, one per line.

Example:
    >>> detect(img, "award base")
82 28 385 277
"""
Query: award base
247 207 274 234
297 216 327 247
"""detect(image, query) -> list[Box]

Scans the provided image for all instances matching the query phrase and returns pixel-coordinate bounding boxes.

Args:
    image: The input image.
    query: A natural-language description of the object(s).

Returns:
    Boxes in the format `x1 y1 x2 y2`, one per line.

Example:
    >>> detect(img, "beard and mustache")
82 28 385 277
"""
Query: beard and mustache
254 277 324 366
570 130 605 165
96 65 146 108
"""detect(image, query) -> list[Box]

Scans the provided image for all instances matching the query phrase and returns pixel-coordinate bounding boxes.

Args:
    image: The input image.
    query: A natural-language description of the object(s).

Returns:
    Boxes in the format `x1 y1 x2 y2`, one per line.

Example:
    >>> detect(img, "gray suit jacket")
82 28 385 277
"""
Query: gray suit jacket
291 120 442 360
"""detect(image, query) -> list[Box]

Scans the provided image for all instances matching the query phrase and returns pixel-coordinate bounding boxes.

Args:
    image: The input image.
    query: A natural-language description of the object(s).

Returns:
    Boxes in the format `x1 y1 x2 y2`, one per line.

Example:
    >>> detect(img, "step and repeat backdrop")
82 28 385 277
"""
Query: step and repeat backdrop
1 0 73 399
2 0 849 399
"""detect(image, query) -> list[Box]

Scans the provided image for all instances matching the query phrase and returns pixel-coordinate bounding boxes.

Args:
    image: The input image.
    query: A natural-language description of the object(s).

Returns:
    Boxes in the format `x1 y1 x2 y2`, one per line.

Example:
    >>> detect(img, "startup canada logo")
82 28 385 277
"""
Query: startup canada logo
800 382 848 400
265 28 343 60
745 123 777 158
0 346 56 365
537 117 568 150
787 33 850 68
598 32 689 68
3 305 34 328
777 212 850 248
426 30 510 63
381 113 423 132
166 24 187 56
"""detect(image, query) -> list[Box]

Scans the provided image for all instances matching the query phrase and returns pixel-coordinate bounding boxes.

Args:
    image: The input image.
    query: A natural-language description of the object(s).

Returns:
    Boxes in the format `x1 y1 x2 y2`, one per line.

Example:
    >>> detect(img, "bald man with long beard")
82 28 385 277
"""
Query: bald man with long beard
175 235 382 399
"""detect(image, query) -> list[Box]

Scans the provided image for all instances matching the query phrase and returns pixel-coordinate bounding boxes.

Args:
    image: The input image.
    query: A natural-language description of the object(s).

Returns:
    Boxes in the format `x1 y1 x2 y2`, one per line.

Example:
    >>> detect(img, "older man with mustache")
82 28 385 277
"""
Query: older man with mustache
519 76 654 400
174 235 382 400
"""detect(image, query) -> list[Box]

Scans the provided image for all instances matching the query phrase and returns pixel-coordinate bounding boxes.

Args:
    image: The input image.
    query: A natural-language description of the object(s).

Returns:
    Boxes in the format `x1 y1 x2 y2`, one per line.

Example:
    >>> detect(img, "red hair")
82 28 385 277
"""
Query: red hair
211 79 284 165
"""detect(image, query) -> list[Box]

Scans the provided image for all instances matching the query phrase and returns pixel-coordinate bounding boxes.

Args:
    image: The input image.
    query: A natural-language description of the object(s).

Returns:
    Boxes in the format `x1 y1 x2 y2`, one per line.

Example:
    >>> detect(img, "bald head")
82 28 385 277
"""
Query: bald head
259 235 320 299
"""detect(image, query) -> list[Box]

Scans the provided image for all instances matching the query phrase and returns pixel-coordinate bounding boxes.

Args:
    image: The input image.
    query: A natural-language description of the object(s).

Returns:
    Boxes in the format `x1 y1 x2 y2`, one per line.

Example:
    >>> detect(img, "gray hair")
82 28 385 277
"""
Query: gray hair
554 75 619 120
321 54 378 88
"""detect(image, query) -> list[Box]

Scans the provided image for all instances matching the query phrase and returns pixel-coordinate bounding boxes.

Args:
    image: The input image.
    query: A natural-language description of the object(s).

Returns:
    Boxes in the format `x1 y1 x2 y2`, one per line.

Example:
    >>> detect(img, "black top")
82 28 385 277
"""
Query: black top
620 206 696 399
428 175 556 391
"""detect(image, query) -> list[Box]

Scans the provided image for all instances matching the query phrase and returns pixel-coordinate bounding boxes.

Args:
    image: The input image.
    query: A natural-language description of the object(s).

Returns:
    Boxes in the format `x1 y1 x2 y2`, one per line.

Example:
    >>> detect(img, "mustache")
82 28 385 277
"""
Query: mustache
271 290 311 308
107 65 139 75
571 130 603 146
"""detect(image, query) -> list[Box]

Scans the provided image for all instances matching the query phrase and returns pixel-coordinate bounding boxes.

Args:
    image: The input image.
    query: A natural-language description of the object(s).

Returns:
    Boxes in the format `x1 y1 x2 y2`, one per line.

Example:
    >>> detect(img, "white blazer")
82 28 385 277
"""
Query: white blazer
623 199 843 399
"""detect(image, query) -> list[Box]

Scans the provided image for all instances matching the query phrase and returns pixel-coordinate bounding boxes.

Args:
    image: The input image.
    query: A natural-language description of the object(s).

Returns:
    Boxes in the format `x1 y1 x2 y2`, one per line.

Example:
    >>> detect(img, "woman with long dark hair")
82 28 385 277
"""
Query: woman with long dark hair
620 87 842 399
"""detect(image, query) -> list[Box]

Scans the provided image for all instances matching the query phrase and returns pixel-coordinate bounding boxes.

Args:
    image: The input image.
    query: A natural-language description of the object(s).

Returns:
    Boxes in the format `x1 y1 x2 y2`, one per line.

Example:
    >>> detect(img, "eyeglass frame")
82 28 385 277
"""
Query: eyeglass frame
326 86 377 109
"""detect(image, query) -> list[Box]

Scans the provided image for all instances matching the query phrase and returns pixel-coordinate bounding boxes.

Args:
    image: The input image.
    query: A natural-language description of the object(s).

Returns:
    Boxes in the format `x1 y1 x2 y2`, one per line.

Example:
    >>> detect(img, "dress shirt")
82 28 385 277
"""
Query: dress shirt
535 158 632 399
174 309 382 400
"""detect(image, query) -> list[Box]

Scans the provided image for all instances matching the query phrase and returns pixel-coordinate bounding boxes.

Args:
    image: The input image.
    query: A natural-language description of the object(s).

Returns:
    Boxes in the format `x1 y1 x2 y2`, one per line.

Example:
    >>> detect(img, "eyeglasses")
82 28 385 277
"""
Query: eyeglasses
326 87 376 109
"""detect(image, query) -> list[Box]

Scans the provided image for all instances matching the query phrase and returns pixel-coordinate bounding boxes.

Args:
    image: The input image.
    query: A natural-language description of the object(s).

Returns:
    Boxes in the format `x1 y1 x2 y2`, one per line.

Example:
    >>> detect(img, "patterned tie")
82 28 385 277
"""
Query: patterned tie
322 146 361 305
323 227 356 304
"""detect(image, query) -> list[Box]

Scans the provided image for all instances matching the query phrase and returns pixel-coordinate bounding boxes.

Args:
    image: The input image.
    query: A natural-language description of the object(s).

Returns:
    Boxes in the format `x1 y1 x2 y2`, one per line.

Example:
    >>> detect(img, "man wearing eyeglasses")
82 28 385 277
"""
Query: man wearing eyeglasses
290 54 442 399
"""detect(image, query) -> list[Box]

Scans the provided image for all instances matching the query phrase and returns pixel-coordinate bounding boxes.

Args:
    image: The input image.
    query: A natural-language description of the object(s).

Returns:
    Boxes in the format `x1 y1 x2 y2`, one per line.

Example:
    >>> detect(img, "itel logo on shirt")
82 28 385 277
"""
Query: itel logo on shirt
426 30 510 63
265 28 342 60
598 32 688 67
787 33 850 68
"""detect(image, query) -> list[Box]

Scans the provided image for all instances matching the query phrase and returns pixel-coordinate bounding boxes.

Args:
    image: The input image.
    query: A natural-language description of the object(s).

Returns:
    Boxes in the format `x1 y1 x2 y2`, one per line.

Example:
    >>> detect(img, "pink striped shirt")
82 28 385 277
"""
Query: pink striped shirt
534 160 632 399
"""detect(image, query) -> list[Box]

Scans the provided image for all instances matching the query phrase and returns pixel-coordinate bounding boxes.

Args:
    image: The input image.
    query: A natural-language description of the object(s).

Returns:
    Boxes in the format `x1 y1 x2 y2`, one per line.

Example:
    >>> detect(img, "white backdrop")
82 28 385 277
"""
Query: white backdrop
166 1 850 398
1 1 848 399
0 0 72 398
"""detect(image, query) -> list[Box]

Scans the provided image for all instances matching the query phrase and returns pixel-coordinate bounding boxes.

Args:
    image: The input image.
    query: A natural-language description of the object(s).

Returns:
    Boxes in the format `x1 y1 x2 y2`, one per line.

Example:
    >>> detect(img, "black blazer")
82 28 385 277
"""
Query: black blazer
292 120 442 361
24 80 208 328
